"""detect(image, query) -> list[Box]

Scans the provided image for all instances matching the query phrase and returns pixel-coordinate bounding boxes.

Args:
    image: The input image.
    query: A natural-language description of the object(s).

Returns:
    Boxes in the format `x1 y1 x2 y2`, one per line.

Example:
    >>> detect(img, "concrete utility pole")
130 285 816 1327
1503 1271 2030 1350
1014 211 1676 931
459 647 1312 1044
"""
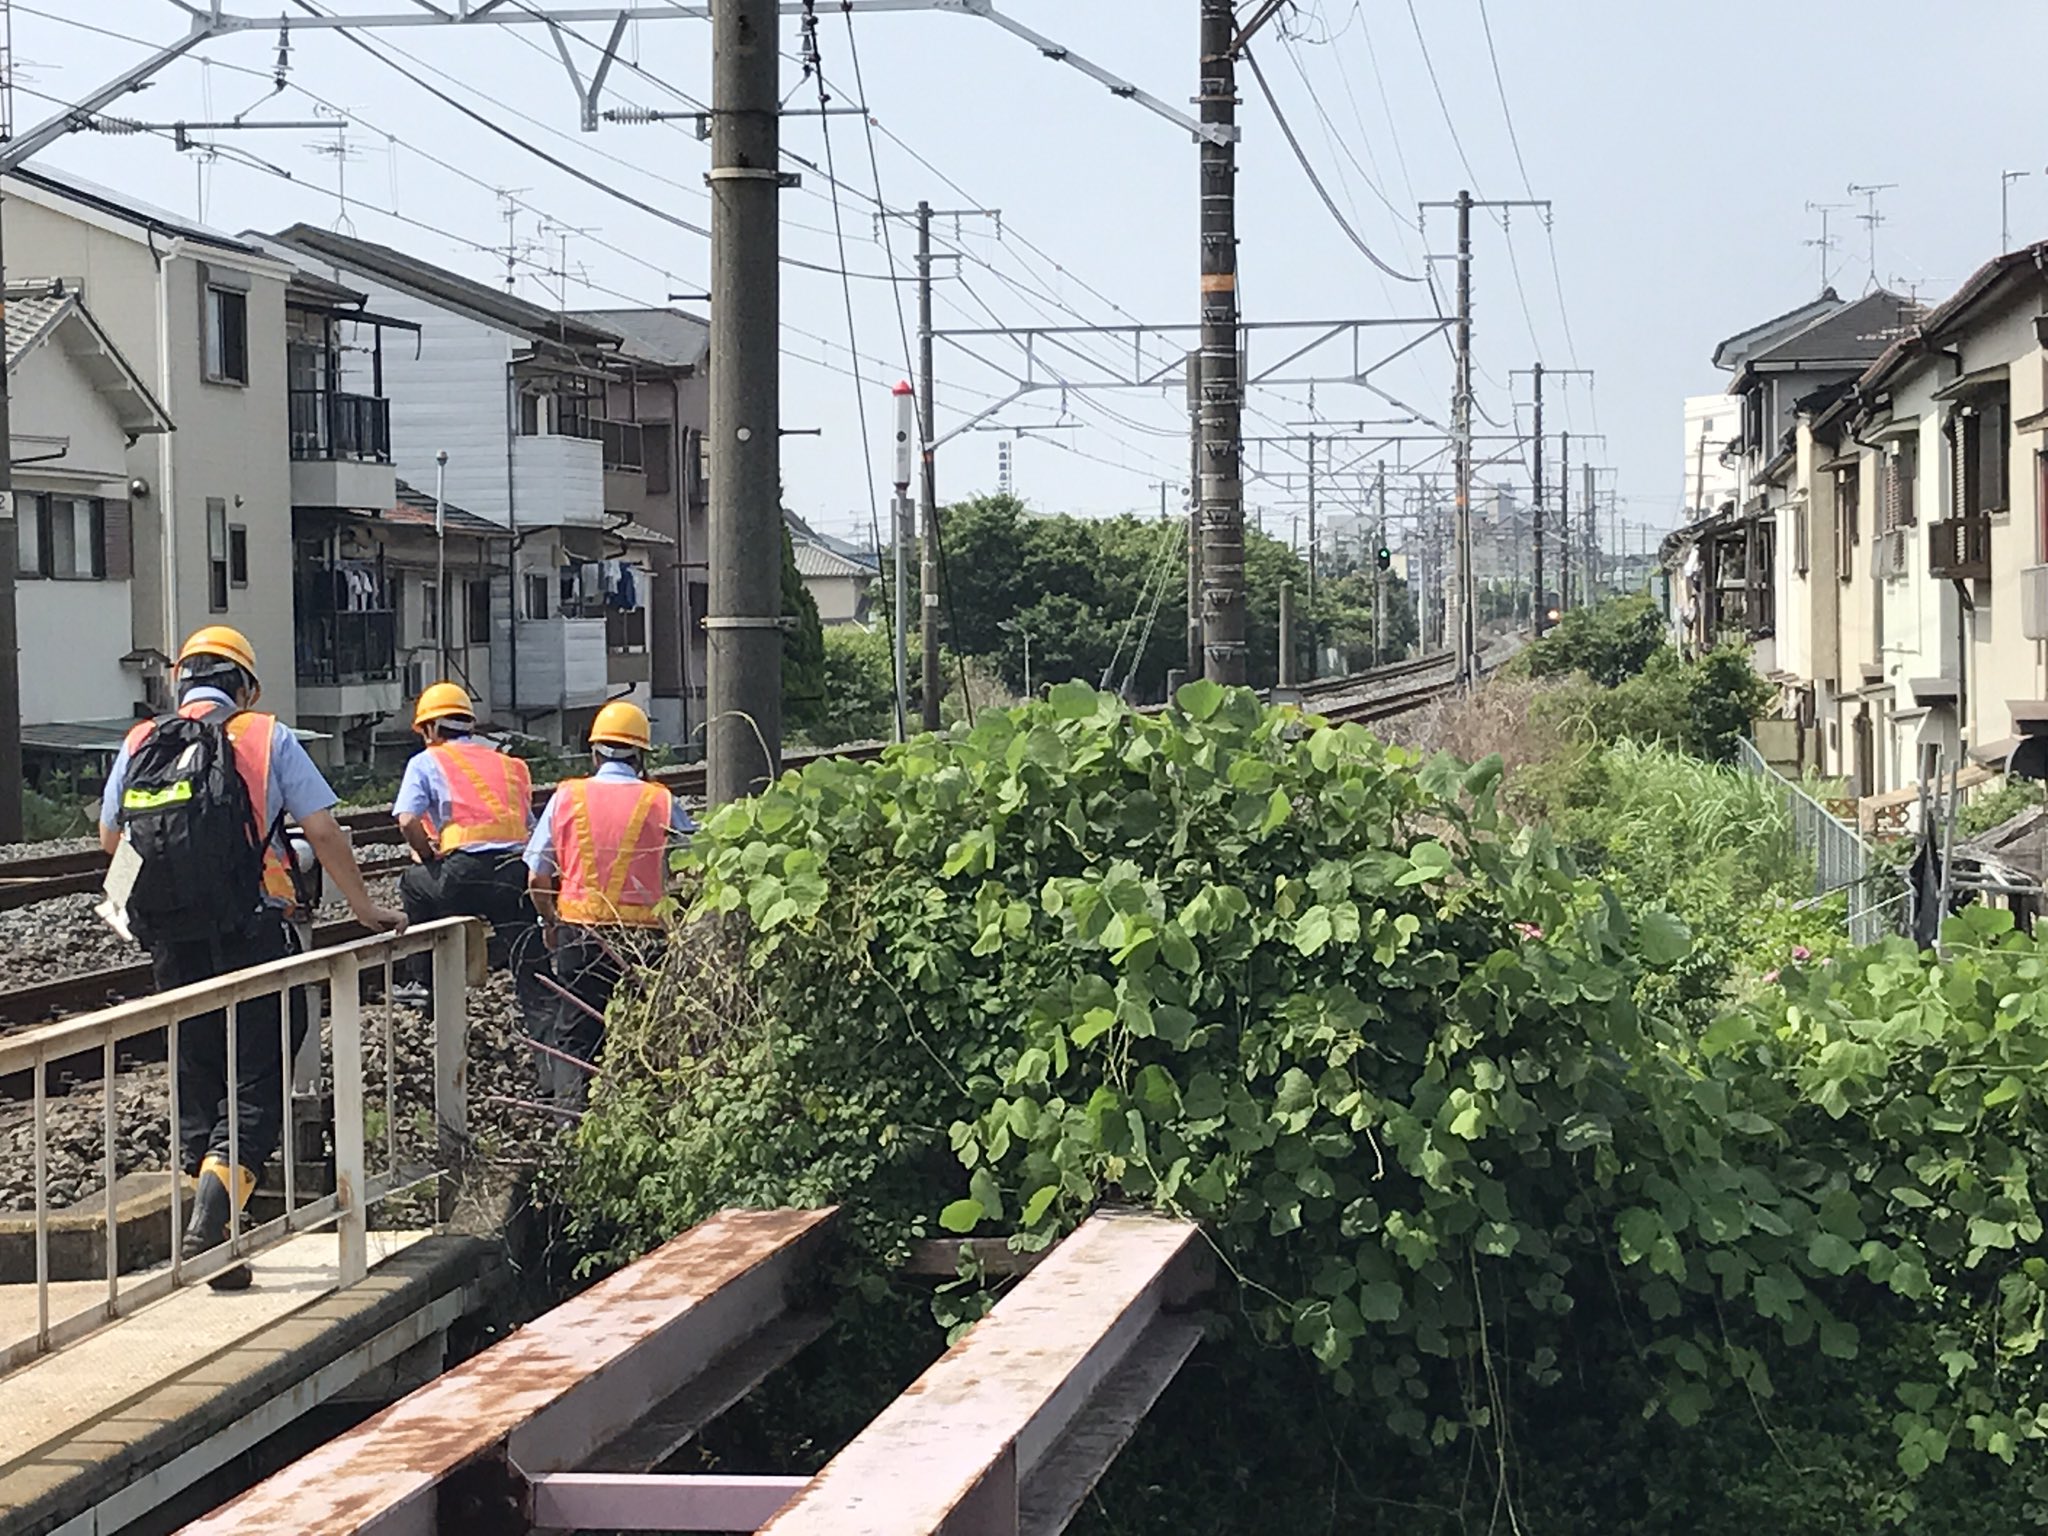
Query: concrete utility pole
915 201 943 731
890 379 914 742
1277 581 1296 687
1184 350 1203 681
1373 462 1387 665
1422 190 1550 670
706 0 782 805
1584 460 1597 602
1529 364 1545 632
1558 429 1570 615
1305 432 1317 603
0 88 16 841
1197 0 1246 685
1451 190 1474 685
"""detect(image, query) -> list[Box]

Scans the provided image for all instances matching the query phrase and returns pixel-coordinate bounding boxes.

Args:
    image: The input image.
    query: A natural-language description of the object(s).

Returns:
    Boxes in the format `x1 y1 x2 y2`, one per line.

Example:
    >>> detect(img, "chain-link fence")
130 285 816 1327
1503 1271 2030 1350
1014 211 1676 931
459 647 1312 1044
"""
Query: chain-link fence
1736 738 1904 946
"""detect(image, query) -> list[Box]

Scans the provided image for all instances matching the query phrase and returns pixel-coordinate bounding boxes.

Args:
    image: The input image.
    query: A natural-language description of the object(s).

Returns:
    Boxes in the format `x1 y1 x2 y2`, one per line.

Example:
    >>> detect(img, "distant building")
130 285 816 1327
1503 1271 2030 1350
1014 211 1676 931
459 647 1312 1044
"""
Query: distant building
1682 393 1742 519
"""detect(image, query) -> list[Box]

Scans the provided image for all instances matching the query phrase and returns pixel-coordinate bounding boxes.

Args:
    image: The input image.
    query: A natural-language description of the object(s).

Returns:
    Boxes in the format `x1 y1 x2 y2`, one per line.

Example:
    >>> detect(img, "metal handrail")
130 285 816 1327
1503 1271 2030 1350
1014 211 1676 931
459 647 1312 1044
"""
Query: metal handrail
2 917 483 1373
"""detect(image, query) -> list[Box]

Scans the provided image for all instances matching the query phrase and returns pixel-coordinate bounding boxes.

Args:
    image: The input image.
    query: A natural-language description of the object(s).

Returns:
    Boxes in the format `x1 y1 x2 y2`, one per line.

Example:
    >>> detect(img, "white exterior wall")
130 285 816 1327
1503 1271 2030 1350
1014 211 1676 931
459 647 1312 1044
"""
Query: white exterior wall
1960 300 2048 753
10 343 142 725
1684 393 1742 517
4 185 298 720
287 263 516 525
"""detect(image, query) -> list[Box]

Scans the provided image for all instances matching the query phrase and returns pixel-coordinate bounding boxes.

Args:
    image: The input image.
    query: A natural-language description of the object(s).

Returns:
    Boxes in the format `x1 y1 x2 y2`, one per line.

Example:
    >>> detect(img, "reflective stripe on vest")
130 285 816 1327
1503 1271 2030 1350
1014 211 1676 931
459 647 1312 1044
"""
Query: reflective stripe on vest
123 705 295 905
425 741 533 852
551 777 673 928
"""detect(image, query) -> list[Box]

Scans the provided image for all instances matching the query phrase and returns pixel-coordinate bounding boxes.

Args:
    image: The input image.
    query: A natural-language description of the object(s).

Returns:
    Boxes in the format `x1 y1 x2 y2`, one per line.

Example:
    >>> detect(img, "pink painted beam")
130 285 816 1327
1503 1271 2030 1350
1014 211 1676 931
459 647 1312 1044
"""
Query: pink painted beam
527 1472 807 1531
177 1207 837 1536
758 1211 1205 1536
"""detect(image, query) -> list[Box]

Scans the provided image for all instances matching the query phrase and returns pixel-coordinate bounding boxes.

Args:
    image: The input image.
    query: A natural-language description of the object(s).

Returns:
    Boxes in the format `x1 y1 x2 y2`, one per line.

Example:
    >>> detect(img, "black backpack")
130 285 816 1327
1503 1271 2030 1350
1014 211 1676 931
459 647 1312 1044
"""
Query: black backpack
118 714 277 944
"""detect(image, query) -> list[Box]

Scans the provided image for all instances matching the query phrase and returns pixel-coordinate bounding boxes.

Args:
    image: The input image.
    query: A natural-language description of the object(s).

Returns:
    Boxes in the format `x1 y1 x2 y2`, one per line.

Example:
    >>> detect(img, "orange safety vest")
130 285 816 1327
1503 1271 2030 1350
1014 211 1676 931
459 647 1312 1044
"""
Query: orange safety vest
424 741 533 853
550 776 674 928
123 703 298 907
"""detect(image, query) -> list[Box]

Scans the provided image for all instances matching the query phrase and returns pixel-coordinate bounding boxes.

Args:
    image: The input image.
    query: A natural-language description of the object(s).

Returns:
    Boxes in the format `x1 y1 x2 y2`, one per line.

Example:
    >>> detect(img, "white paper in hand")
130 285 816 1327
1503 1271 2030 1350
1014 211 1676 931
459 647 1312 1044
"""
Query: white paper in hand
97 837 141 944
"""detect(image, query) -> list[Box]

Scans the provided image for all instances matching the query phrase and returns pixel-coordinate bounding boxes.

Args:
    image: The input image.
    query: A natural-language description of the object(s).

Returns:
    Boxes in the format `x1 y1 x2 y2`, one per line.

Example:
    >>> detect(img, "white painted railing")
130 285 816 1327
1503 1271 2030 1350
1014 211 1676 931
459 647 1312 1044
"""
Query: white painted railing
0 917 484 1372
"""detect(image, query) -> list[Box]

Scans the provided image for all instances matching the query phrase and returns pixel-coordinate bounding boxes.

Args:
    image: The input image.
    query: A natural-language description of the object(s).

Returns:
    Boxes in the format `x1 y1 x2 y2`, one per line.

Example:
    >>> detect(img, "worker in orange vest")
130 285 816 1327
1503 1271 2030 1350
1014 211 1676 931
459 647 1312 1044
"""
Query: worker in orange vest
99 626 405 1289
393 682 548 1029
395 683 537 937
523 701 695 1106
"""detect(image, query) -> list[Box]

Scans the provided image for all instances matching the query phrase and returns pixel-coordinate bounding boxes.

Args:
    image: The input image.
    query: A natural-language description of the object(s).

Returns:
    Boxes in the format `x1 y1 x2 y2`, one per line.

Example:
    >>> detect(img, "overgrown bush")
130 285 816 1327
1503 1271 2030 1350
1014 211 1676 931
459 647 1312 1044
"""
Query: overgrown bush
551 686 2043 1526
1537 643 1771 764
1520 592 1666 687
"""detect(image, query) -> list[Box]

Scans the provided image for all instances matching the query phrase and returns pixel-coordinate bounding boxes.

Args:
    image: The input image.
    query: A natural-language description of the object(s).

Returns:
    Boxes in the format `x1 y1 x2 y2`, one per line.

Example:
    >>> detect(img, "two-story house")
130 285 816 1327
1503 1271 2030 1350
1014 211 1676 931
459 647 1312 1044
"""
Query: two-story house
1671 288 1917 689
266 225 669 751
4 168 302 722
569 307 709 750
6 278 171 762
1833 248 2048 795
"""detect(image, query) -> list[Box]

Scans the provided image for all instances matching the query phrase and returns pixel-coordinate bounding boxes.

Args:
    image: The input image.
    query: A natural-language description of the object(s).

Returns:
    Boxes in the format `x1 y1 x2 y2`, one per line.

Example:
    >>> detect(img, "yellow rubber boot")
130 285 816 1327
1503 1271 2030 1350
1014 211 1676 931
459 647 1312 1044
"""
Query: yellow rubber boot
188 1156 258 1292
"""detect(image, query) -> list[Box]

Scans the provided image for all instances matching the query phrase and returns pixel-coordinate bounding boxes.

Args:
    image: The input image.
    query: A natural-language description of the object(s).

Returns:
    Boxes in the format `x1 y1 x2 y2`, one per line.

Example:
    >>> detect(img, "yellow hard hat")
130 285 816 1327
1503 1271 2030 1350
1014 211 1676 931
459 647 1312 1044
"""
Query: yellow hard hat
413 681 476 732
590 700 652 751
177 625 259 681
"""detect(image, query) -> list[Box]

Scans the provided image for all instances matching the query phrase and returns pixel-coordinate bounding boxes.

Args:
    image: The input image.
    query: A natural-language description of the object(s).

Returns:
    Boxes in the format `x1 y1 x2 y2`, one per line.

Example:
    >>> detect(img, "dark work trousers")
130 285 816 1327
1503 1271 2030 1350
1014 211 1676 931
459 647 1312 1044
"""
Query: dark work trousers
150 915 310 1177
543 925 662 1108
400 848 552 1043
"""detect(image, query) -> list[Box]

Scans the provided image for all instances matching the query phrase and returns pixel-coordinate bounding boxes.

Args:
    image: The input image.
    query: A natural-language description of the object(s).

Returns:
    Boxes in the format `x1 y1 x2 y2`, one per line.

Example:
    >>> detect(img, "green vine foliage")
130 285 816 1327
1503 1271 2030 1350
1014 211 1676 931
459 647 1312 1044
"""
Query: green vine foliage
553 682 2047 1516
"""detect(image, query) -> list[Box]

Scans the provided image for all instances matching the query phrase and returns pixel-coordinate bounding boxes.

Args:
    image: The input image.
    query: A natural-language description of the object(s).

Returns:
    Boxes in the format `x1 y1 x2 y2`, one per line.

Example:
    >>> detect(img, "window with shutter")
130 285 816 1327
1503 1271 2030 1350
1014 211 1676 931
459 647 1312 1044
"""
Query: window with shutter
643 422 673 497
1953 415 1975 518
102 496 131 581
1980 395 2010 512
1837 465 1859 582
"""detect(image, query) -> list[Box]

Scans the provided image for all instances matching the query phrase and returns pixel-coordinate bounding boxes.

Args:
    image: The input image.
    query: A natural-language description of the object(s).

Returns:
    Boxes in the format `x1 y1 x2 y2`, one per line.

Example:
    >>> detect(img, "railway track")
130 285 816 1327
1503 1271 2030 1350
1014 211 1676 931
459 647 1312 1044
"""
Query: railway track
0 654 1464 914
0 650 1503 1036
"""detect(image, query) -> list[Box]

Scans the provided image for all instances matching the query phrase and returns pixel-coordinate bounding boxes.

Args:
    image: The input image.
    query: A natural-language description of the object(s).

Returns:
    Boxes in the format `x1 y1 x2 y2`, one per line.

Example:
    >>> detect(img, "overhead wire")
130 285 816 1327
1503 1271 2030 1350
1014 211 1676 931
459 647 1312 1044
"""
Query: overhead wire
1242 48 1420 285
804 0 897 727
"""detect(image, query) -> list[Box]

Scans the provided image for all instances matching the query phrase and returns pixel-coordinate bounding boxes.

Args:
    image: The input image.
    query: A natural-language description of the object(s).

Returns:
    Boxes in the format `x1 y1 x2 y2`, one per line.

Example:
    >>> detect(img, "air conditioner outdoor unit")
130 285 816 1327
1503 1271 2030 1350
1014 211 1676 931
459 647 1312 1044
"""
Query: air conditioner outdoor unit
2023 565 2048 641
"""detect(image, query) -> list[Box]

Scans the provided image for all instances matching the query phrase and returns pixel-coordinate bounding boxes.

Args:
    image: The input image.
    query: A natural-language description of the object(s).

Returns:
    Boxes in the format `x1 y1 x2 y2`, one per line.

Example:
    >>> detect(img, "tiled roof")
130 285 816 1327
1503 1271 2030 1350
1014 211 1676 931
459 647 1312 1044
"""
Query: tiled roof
3 284 72 370
792 538 877 580
388 480 506 536
610 519 676 547
569 308 709 369
1747 290 1918 368
272 224 622 351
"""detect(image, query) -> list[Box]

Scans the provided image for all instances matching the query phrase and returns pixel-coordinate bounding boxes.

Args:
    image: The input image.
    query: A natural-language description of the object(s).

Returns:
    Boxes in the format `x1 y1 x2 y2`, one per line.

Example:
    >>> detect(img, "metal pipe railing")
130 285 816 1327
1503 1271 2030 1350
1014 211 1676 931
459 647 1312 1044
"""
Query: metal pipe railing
0 917 483 1373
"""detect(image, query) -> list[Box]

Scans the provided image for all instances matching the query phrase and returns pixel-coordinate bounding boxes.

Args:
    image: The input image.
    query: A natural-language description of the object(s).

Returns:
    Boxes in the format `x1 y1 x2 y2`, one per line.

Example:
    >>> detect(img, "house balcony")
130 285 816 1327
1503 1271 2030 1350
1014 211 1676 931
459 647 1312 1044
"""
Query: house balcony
606 605 650 686
512 432 605 528
290 389 396 511
296 609 403 719
1929 515 1992 582
512 616 608 710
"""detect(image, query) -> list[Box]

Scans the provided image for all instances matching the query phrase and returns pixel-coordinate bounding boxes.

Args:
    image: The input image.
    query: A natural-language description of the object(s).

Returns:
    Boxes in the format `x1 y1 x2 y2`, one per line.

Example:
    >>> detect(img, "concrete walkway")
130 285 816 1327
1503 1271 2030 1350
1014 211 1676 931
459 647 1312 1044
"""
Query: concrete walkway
0 1232 496 1536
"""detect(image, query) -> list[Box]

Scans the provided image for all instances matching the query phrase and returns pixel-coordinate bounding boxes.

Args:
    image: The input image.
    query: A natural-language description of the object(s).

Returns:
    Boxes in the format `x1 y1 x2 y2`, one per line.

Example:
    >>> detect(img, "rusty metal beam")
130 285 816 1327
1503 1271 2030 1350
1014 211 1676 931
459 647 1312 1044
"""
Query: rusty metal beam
526 1471 807 1530
179 1207 838 1536
758 1211 1208 1536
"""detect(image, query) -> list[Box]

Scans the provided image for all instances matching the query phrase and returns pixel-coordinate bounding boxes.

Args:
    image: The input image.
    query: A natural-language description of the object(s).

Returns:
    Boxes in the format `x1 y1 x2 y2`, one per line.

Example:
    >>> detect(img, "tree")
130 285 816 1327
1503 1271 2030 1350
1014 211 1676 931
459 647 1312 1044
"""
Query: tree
779 525 827 737
936 495 1407 701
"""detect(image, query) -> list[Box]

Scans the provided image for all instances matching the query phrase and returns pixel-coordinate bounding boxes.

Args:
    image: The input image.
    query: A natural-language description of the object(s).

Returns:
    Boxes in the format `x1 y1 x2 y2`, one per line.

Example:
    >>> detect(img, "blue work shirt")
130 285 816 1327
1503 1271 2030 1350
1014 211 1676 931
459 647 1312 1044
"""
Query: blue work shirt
100 687 339 836
523 761 697 878
394 743 530 854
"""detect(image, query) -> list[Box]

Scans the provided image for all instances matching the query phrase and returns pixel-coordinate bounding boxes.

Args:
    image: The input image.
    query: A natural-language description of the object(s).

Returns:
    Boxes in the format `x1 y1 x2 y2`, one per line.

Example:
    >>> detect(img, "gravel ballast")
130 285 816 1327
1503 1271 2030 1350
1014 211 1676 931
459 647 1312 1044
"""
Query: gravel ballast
0 969 563 1218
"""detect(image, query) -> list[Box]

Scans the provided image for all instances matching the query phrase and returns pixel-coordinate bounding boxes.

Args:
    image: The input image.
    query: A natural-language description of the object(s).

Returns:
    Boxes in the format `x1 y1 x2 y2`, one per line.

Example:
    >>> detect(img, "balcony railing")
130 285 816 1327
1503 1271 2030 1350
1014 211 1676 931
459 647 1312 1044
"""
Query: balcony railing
290 389 392 464
1929 515 1992 582
297 610 398 685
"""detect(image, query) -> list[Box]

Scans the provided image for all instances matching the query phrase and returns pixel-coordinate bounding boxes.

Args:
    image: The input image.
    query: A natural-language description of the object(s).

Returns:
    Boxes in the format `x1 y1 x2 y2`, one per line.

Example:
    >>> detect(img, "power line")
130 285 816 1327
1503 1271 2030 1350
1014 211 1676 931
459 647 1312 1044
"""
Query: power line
1242 47 1421 284
1402 0 1479 188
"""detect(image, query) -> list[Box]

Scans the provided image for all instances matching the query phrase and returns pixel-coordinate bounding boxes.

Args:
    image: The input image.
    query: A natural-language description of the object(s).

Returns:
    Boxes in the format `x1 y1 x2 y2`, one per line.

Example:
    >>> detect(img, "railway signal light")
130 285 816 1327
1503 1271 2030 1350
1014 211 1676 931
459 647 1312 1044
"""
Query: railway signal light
1376 545 1392 571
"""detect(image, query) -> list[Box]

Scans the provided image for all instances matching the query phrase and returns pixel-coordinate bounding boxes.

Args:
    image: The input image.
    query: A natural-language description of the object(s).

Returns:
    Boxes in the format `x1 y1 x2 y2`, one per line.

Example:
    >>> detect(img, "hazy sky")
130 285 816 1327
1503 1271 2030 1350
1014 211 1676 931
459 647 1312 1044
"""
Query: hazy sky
17 1 2048 557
